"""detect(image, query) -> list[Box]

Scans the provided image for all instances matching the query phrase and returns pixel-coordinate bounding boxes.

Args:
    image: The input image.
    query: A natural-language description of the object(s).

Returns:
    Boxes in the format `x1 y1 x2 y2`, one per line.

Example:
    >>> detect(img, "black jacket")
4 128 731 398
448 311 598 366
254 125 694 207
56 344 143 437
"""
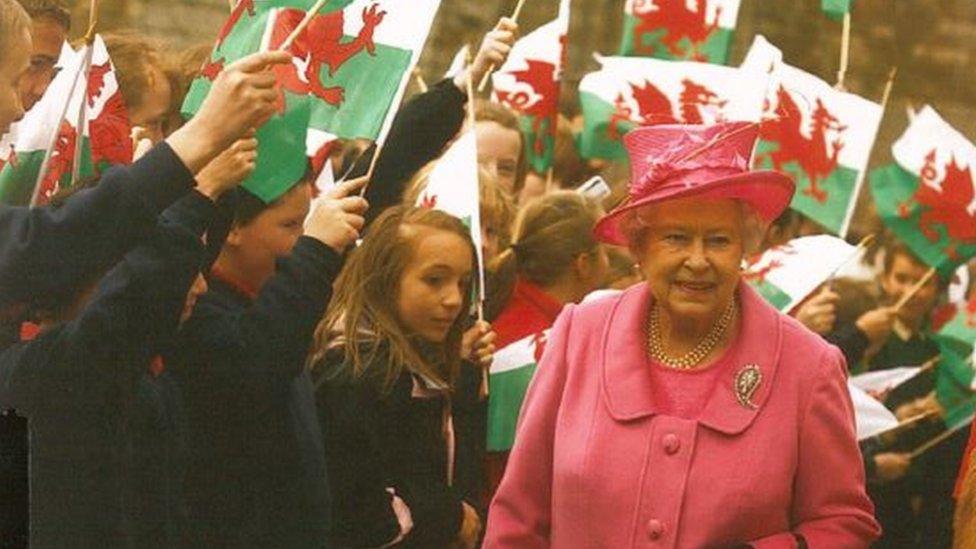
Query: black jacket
170 237 343 548
362 79 467 227
0 143 195 311
0 191 214 548
313 345 486 548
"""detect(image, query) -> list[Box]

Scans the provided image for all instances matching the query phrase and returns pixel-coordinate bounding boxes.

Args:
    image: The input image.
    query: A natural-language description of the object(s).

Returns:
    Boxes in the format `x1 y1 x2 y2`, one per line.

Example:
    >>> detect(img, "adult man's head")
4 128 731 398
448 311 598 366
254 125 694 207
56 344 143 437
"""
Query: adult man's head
16 0 69 112
0 0 31 134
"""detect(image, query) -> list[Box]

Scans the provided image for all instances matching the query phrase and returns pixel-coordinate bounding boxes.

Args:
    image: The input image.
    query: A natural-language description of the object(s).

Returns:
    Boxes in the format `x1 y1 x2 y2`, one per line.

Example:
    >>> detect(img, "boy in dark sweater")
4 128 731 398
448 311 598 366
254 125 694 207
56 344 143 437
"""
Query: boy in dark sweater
0 183 222 547
171 176 366 547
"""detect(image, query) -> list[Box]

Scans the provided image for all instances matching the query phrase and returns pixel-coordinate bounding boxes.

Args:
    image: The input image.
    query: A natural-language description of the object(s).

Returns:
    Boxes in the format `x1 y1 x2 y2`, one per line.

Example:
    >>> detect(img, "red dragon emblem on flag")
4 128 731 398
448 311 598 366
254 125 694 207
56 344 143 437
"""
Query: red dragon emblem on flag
86 61 133 167
270 4 386 111
630 0 722 60
495 60 559 156
607 78 726 141
758 85 846 204
34 121 77 206
419 192 438 209
897 151 976 261
215 0 256 50
200 58 225 82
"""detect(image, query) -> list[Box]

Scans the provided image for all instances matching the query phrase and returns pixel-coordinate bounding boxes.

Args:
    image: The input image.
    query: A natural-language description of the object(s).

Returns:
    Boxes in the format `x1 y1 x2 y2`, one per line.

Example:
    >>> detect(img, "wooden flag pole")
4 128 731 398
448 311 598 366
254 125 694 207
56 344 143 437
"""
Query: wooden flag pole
70 46 96 187
30 46 91 206
465 49 490 398
836 11 852 89
279 0 329 51
70 0 100 187
893 267 938 312
229 0 236 12
477 0 530 93
412 67 429 93
908 418 974 460
880 67 898 110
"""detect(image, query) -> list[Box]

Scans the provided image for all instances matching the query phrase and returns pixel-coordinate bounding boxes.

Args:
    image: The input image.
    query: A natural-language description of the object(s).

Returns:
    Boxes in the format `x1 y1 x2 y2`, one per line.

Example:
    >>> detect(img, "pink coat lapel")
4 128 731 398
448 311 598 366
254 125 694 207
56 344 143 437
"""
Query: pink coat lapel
600 281 784 435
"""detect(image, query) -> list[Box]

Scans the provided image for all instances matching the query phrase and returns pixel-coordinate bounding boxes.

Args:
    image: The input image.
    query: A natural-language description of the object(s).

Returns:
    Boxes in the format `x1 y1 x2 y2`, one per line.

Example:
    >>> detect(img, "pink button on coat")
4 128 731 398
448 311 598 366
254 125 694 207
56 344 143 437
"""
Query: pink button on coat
483 282 881 548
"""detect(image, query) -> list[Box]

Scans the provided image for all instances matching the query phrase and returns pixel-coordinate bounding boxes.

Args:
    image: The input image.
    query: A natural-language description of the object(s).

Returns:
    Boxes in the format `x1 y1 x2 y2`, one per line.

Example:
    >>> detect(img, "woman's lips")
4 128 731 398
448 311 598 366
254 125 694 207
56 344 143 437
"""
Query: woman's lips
675 281 717 293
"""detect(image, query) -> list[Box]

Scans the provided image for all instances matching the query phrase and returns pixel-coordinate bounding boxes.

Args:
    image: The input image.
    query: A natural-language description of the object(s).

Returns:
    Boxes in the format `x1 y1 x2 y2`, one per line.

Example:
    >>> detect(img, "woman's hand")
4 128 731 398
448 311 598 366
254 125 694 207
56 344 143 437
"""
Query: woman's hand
462 321 496 368
792 286 839 335
455 501 482 549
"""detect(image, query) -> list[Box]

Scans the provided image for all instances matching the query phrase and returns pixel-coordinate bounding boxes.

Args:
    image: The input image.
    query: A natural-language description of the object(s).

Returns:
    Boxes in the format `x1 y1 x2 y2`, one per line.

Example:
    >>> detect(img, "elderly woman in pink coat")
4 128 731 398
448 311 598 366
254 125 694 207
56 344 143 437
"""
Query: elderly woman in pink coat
483 122 880 548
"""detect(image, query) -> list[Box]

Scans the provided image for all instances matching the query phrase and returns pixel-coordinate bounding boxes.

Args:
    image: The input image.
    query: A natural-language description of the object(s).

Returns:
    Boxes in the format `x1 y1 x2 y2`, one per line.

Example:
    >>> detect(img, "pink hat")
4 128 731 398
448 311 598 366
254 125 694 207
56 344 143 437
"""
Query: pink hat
594 122 795 246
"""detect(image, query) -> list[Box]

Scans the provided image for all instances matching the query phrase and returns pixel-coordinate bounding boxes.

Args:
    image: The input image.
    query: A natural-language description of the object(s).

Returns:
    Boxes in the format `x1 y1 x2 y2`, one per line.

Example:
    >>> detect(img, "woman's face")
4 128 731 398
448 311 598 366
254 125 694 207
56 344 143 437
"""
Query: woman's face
476 121 522 195
397 228 473 343
634 198 746 323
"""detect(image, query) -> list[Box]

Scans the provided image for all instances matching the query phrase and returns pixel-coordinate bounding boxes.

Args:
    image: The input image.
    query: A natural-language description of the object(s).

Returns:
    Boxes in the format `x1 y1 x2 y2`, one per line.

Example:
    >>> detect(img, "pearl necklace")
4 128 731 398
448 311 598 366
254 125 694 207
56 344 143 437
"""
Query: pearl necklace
646 298 737 370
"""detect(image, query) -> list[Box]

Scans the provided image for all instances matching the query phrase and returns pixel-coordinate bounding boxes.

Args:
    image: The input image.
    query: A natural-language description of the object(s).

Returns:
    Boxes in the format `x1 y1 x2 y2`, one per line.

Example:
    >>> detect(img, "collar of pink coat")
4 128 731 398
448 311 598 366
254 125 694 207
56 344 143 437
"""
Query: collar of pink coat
600 280 783 435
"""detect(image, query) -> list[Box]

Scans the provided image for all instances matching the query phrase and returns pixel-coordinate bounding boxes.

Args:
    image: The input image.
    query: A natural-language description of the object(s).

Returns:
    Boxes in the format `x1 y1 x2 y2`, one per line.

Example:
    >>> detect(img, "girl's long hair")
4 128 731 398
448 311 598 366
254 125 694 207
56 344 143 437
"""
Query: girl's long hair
487 191 603 318
310 206 476 393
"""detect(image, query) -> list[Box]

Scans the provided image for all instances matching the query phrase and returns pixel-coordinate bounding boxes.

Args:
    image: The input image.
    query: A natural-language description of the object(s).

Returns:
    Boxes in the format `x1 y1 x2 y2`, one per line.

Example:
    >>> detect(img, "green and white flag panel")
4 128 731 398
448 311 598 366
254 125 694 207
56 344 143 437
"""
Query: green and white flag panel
743 235 857 313
184 0 441 145
0 37 131 206
488 330 550 452
415 130 486 303
0 43 80 204
619 0 741 64
747 38 883 237
491 0 569 174
848 382 898 441
578 55 766 160
869 106 976 277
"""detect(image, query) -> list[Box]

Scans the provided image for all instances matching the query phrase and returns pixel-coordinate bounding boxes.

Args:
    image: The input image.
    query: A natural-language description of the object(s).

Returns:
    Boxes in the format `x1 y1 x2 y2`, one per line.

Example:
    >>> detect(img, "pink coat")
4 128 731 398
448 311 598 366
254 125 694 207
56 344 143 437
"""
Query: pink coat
483 282 881 548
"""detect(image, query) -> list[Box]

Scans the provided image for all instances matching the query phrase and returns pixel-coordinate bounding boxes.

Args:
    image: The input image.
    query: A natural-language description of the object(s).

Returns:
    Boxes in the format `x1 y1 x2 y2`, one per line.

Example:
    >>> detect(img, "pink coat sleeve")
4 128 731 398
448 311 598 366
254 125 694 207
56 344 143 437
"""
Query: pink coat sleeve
483 304 575 548
751 345 880 547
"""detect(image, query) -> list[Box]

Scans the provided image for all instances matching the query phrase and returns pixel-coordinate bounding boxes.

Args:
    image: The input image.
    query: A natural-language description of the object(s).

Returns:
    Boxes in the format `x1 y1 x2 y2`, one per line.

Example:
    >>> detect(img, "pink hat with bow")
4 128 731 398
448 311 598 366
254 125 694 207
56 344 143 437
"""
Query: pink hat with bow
594 121 795 246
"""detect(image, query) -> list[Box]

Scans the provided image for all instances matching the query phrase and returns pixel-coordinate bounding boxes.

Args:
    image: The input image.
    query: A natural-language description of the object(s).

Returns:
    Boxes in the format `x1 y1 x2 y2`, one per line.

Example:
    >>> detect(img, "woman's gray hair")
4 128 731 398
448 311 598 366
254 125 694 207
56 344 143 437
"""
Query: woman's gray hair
623 199 767 257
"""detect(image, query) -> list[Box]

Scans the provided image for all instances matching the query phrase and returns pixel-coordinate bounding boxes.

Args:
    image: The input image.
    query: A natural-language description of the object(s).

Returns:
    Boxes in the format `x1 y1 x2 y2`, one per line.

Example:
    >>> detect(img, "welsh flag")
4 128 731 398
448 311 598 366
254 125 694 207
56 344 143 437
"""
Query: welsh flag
849 382 898 441
743 235 857 313
578 55 766 160
869 106 976 277
491 0 569 174
416 130 486 302
487 330 549 452
747 38 883 236
183 0 441 145
618 0 742 65
0 37 131 206
931 295 976 428
822 0 853 19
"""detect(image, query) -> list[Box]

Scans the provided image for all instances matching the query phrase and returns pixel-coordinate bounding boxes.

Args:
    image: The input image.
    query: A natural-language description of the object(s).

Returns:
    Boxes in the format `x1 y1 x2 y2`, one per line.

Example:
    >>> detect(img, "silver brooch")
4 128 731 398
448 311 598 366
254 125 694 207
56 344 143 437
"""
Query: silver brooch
734 364 763 410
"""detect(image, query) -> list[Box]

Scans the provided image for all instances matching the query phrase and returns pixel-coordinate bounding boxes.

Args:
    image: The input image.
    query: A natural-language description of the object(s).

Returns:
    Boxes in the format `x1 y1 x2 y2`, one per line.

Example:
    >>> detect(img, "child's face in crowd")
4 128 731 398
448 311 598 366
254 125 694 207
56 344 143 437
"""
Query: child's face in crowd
882 251 938 327
396 227 473 344
476 121 521 196
226 183 311 289
129 65 173 144
0 28 32 134
19 15 66 113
